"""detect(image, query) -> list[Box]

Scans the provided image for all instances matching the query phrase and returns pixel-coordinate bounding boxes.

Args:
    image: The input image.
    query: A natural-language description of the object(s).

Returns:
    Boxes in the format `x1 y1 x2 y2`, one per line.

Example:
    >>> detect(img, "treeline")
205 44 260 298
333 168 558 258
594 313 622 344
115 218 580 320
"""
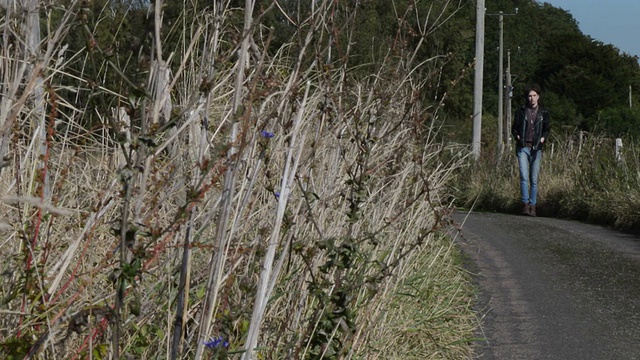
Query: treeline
484 1 640 139
42 0 640 140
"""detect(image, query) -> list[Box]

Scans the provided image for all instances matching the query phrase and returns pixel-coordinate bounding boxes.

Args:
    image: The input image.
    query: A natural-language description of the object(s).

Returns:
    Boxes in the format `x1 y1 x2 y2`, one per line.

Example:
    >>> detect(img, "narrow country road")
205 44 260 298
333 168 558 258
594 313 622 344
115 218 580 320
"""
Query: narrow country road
451 211 640 360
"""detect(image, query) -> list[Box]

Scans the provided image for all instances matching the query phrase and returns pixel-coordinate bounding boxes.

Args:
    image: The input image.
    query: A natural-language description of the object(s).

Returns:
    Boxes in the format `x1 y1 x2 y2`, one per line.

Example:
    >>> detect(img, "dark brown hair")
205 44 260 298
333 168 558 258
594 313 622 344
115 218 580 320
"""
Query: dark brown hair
524 84 541 98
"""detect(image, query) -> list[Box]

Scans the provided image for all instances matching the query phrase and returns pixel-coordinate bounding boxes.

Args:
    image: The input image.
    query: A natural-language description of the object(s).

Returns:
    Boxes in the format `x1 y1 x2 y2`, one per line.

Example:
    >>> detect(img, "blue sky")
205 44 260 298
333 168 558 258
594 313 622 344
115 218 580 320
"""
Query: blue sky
541 0 640 57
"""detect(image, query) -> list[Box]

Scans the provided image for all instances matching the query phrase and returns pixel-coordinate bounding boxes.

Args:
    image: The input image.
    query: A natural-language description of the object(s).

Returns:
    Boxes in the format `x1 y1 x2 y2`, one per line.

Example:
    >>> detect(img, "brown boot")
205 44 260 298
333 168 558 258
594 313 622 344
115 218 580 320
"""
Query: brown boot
522 203 530 215
529 205 536 217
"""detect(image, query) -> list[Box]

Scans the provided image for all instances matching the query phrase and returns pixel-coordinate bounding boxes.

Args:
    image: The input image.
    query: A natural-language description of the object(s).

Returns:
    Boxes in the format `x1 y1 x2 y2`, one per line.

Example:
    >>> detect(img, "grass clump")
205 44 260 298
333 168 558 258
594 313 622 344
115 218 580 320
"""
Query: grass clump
363 235 477 359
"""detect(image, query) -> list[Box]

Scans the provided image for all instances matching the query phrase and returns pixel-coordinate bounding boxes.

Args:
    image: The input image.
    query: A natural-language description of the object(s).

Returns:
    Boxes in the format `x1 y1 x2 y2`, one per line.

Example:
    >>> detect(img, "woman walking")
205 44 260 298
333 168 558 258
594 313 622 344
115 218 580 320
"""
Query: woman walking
511 84 551 217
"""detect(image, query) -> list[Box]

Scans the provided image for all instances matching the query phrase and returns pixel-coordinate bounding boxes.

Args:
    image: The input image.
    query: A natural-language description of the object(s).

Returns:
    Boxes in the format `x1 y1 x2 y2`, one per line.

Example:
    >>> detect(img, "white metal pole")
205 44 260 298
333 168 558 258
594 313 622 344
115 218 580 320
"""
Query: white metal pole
472 0 485 160
497 12 504 155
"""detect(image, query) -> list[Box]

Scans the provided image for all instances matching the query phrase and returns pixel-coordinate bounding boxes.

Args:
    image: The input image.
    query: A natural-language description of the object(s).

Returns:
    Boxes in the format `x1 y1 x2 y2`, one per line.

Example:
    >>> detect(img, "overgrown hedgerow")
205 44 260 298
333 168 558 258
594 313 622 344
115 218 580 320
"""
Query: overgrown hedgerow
0 1 477 359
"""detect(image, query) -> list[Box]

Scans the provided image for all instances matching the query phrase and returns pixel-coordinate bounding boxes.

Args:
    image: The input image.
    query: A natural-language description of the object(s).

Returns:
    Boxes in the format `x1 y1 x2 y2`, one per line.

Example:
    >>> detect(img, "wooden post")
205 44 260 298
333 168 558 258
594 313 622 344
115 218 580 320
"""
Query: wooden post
616 138 623 162
505 50 512 152
578 131 584 157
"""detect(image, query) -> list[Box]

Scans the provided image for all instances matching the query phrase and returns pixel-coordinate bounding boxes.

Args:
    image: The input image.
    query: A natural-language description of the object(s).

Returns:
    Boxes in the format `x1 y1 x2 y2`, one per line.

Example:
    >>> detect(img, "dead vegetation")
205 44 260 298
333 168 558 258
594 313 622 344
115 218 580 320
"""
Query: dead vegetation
0 1 476 359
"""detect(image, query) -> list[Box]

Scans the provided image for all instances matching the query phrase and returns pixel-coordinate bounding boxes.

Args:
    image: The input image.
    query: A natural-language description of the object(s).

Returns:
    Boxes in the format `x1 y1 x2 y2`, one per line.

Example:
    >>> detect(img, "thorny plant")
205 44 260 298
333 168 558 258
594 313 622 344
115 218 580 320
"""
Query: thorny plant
0 1 474 359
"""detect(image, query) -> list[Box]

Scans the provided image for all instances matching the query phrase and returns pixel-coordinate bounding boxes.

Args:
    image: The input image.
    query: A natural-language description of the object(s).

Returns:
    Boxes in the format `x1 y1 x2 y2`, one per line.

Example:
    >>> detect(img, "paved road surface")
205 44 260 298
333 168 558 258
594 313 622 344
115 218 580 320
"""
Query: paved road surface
451 211 640 360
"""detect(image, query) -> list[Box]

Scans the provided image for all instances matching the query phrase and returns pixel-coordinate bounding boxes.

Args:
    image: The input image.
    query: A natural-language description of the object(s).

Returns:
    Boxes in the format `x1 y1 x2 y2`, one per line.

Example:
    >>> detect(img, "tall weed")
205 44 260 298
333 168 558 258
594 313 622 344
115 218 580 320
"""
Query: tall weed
0 1 476 359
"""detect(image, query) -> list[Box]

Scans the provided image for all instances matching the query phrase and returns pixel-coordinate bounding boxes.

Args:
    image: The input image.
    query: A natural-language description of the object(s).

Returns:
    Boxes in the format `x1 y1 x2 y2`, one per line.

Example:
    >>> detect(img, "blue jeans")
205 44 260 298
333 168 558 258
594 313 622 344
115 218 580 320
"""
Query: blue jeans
517 146 542 205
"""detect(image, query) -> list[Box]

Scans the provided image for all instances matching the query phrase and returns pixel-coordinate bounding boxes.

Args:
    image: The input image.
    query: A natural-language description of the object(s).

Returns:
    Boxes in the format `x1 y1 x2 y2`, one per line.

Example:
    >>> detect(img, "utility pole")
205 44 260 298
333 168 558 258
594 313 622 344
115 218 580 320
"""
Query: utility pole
472 0 485 161
505 50 513 151
497 11 504 155
487 8 517 157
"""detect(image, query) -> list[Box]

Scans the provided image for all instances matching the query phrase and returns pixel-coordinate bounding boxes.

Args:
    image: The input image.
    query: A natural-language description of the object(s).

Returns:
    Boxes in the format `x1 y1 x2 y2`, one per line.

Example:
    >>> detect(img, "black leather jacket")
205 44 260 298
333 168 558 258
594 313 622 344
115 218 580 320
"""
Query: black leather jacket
512 106 551 150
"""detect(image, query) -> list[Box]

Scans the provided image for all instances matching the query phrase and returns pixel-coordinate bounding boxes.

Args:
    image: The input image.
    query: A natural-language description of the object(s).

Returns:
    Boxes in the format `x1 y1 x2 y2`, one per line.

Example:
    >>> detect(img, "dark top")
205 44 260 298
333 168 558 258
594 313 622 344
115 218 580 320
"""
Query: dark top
512 105 551 151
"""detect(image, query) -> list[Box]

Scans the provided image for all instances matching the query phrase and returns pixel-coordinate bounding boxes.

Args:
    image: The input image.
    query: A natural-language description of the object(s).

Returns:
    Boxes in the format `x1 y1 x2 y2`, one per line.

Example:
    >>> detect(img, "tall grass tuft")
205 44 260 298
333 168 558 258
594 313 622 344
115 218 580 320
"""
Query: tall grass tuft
0 1 477 359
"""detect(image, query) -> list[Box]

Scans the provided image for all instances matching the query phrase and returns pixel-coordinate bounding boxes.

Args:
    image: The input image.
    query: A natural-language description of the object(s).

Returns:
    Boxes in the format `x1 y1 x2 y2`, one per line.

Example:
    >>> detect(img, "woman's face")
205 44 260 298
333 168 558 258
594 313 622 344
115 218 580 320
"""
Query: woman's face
527 90 540 108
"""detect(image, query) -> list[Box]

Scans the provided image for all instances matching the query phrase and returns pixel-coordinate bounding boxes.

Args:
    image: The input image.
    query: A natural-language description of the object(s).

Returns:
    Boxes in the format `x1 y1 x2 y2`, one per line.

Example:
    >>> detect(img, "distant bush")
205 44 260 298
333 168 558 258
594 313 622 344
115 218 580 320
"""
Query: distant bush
585 106 640 139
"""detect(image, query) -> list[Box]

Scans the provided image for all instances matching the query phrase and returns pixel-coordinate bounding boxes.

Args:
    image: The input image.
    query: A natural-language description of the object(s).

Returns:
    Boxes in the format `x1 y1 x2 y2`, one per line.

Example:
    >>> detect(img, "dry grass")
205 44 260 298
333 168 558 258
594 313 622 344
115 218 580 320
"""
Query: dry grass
452 131 640 231
0 1 477 359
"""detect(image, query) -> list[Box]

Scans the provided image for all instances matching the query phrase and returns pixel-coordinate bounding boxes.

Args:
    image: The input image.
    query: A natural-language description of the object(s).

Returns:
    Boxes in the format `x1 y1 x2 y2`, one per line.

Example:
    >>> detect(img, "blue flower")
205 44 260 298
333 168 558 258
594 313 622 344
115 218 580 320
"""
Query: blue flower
260 130 275 139
274 191 280 199
204 336 229 349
